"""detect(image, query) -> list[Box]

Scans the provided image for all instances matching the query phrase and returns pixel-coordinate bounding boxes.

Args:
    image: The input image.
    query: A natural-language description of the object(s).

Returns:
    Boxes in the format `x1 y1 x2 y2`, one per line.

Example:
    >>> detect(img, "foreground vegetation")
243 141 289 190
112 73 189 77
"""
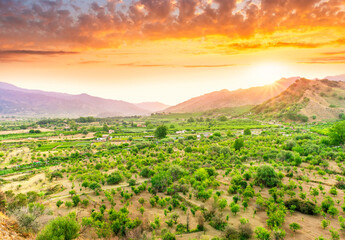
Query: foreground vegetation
1 113 345 240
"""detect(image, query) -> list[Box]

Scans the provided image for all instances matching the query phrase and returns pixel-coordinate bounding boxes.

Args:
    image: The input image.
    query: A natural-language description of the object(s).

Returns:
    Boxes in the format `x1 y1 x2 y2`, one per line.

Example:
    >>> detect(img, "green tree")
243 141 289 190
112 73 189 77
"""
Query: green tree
151 172 172 192
255 165 280 188
255 227 271 240
321 219 330 229
231 203 240 215
36 212 80 240
56 200 63 208
218 198 227 210
103 123 109 132
107 171 123 185
72 195 80 207
244 128 251 135
329 121 345 145
234 138 244 151
154 125 168 139
162 231 176 240
289 222 301 232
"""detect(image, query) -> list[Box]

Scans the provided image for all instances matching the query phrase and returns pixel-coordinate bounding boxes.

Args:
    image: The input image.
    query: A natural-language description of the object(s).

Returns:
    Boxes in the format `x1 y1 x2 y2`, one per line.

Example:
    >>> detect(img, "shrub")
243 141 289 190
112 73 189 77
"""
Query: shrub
255 165 280 188
284 198 317 215
254 226 271 240
244 128 251 135
36 212 80 240
289 222 301 232
107 171 123 185
224 226 239 239
162 231 176 240
155 125 168 139
239 223 253 239
234 138 244 151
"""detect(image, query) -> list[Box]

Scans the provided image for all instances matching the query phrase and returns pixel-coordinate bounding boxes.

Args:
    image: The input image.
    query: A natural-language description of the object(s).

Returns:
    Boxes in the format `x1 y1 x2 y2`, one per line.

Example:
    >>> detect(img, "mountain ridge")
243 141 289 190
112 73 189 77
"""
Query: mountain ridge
254 78 345 121
164 77 300 113
0 82 153 117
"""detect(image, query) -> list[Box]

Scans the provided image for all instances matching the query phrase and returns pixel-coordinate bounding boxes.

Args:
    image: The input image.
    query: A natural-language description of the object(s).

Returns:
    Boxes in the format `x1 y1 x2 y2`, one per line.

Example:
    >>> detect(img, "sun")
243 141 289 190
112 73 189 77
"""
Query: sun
248 62 291 86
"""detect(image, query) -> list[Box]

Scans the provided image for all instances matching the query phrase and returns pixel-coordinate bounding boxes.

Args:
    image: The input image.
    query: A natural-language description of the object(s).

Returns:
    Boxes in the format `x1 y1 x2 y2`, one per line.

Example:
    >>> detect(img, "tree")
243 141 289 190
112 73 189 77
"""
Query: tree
255 227 271 240
327 206 339 218
72 195 80 207
36 212 80 240
103 123 109 132
244 128 251 135
321 219 330 229
231 203 240 216
154 125 168 139
330 228 340 240
151 172 172 192
107 171 123 185
218 116 227 121
138 197 145 205
329 121 345 145
162 231 176 240
255 165 280 188
289 222 301 232
234 138 244 151
56 200 63 208
218 198 227 210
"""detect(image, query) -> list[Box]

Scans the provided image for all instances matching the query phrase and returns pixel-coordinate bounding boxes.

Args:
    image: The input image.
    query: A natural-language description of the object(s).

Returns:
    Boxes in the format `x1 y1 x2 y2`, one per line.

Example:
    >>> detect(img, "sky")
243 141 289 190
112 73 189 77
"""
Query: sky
1 0 345 105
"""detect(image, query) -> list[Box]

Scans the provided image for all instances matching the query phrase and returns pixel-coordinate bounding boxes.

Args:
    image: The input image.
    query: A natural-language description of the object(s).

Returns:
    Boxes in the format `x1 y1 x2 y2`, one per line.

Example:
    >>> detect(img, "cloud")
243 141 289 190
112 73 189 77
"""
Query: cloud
300 56 345 64
115 62 238 68
0 50 78 55
0 0 344 51
0 49 79 62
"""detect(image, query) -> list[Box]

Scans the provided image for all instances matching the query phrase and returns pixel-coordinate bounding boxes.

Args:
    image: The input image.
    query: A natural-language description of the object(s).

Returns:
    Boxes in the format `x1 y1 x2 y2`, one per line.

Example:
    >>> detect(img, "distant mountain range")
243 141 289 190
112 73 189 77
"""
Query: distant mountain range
164 77 300 113
324 74 345 82
135 102 170 113
1 74 345 119
254 78 345 121
0 82 168 117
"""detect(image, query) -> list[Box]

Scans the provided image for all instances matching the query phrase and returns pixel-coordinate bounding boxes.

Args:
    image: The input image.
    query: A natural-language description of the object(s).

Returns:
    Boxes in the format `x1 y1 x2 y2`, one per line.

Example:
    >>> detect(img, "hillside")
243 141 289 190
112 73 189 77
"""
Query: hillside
0 82 152 117
0 212 32 240
254 78 345 121
164 77 299 113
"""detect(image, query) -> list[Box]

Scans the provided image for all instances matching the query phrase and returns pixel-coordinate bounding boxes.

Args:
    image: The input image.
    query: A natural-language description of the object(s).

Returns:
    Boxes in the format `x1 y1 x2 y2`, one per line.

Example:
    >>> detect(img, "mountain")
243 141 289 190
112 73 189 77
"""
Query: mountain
0 82 151 117
164 77 299 113
325 74 345 82
135 102 170 112
254 78 345 121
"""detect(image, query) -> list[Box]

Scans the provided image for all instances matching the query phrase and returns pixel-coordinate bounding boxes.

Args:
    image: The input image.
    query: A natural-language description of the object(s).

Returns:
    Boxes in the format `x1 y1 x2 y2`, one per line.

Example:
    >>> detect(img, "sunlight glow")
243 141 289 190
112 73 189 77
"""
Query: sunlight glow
248 62 291 85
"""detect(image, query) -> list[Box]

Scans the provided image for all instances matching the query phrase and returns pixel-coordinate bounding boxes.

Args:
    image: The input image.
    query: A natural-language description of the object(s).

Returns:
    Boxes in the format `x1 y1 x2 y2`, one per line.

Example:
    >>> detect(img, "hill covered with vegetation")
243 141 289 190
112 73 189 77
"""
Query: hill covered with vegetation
254 79 345 122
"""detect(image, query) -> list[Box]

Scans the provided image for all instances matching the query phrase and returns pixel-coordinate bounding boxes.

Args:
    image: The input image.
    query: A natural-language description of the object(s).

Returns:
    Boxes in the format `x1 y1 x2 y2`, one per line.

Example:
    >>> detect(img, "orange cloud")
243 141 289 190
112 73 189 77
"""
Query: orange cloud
0 0 344 52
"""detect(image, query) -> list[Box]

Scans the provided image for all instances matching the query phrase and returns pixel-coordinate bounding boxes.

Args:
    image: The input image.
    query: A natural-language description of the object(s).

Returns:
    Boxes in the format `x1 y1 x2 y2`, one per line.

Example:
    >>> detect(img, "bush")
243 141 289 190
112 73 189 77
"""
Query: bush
234 138 244 151
107 171 123 185
151 172 172 192
36 212 80 240
155 125 168 139
244 128 251 135
162 231 176 240
254 226 271 240
224 226 239 239
284 198 317 215
12 203 45 232
239 223 253 239
255 165 280 188
329 121 345 145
